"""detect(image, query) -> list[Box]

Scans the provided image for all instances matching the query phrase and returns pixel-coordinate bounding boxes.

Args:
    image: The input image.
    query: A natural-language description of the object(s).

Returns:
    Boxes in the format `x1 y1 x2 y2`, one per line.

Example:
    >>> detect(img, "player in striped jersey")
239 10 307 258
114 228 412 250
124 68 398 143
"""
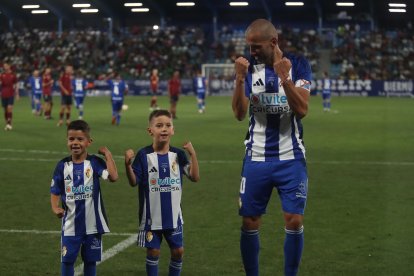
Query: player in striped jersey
107 72 128 126
232 19 312 276
125 110 200 276
50 120 118 276
193 69 207 114
72 70 88 119
321 71 332 112
28 69 43 115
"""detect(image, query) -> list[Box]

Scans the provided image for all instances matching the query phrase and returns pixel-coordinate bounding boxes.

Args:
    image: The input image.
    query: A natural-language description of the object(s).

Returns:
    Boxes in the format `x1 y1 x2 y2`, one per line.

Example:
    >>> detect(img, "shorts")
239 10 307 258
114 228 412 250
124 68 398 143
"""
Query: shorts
137 225 183 249
61 234 102 263
43 95 52 103
170 95 179 103
33 94 42 102
197 93 205 100
322 92 331 100
74 96 85 107
61 95 73 105
112 101 123 112
151 86 159 95
238 159 308 216
1 97 14 108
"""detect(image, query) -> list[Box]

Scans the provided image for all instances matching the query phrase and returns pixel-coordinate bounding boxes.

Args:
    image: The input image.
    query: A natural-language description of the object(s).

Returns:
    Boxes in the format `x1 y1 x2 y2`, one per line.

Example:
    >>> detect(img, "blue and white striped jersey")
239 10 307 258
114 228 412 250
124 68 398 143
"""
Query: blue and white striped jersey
132 146 190 231
50 155 110 236
194 76 206 95
107 80 127 102
243 53 312 161
29 76 42 95
322 78 331 94
72 78 88 98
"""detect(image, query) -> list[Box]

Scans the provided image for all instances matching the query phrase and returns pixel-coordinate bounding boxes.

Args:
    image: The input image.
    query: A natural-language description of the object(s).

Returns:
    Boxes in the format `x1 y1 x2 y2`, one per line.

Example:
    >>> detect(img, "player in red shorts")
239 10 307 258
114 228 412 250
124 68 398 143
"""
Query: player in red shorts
168 70 181 119
0 63 19 131
42 67 54 120
57 65 73 126
149 69 160 111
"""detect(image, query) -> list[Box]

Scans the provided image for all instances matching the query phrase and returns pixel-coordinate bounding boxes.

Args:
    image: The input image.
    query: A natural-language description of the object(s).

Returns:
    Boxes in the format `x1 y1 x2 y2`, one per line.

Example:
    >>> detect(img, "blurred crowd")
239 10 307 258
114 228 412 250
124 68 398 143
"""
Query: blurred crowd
0 24 412 81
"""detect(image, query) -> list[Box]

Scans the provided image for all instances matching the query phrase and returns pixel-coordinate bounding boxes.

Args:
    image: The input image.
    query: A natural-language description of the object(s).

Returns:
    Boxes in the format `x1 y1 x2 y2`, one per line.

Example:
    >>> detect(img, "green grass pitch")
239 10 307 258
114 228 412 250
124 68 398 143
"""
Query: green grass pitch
0 95 413 275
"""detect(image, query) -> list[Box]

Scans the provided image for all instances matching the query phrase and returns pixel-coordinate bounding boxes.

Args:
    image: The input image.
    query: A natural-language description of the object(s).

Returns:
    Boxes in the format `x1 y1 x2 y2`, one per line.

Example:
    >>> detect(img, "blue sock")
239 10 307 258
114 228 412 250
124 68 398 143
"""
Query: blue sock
327 102 331 109
198 103 202 110
284 226 304 276
146 255 159 276
84 262 96 276
240 228 259 276
61 262 74 276
169 258 183 276
116 114 121 125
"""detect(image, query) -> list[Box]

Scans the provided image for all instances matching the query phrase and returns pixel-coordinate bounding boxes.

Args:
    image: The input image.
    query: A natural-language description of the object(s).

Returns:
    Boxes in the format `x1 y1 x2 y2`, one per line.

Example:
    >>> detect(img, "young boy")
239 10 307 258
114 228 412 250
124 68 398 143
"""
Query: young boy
72 70 88 119
107 72 128 126
125 110 200 276
50 120 118 276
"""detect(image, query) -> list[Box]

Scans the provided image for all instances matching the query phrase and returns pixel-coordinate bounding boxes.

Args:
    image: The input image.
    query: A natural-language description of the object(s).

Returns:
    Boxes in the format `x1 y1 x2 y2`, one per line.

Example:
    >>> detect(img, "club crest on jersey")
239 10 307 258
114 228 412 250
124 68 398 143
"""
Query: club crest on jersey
146 231 153 242
85 167 91 179
62 246 67 256
171 161 178 174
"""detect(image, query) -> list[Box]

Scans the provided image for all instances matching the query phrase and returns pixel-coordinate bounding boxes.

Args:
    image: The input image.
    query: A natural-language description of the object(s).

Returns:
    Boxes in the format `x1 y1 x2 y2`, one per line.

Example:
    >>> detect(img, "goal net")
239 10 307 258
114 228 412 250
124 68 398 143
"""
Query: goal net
202 63 235 96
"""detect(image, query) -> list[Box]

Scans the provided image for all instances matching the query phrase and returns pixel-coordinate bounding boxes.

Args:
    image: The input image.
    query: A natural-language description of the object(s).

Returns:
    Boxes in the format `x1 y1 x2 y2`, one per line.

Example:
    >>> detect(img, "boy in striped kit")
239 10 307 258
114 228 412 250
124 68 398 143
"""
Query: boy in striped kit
50 120 118 276
125 110 200 276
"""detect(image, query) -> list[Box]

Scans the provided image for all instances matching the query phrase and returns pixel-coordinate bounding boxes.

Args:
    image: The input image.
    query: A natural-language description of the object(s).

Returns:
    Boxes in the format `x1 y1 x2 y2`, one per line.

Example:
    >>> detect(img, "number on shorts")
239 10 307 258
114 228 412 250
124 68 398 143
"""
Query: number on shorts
240 177 246 194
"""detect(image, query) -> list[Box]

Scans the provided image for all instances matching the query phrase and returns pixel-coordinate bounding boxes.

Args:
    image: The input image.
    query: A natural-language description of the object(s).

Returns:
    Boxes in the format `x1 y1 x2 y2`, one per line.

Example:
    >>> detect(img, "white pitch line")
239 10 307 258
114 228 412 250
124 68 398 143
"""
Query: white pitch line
0 229 135 236
74 234 136 276
1 148 414 166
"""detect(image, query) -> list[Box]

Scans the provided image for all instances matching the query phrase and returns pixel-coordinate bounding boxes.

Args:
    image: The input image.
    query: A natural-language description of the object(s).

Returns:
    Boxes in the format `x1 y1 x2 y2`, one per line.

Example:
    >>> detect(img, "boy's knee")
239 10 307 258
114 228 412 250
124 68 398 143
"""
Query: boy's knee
171 247 184 260
147 248 161 258
242 216 261 230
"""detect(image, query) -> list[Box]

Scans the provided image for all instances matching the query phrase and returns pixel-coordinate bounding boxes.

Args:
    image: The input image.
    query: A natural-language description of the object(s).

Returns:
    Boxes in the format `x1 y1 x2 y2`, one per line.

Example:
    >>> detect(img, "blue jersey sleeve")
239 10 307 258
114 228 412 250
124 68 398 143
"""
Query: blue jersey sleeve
91 155 108 179
292 55 312 83
176 149 190 177
132 150 145 185
50 161 64 195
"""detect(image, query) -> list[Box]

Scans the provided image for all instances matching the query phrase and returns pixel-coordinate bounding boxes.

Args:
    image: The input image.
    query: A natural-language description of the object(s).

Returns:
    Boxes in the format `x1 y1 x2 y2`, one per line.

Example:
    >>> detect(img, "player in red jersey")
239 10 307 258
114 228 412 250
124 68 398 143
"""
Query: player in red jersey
149 69 160 111
57 65 73 126
168 70 181 119
42 67 54 120
0 63 19 131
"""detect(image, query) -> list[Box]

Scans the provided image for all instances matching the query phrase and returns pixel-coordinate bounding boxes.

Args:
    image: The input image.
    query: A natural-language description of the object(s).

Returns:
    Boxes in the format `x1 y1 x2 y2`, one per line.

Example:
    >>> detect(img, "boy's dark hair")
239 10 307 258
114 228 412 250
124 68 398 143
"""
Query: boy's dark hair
67 120 90 135
149 109 172 122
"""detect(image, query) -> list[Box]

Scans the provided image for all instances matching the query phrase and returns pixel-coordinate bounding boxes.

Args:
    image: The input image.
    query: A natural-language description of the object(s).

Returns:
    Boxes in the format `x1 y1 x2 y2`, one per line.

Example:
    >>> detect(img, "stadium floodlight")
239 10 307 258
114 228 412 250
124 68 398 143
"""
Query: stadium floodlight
124 3 143 7
22 5 40 9
31 10 49 14
285 2 304 6
388 3 407 7
80 8 99 13
131 8 150 12
176 2 195 6
336 2 355 6
72 4 92 8
229 2 249 6
153 25 159 30
388 8 406 12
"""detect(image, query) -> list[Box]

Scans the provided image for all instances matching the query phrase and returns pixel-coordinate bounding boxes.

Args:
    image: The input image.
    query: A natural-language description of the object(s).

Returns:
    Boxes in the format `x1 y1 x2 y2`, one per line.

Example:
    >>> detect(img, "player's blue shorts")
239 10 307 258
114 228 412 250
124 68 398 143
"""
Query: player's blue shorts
1 97 14 108
61 233 102 263
112 100 123 112
322 91 331 100
137 225 183 249
74 96 85 107
61 95 73 105
197 93 205 100
239 159 308 216
33 93 42 101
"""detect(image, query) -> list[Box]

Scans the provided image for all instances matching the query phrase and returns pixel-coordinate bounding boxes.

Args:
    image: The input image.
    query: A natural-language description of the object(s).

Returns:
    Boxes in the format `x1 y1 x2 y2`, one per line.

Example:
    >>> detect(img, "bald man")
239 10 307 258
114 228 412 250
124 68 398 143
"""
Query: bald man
232 19 312 276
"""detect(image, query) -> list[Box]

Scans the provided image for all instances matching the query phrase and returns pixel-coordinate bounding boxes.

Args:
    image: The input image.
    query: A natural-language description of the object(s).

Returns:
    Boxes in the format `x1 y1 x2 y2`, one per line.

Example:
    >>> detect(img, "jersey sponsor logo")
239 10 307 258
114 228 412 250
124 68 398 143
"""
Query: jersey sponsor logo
149 177 181 186
66 193 93 201
66 184 93 194
150 186 181 193
250 93 290 114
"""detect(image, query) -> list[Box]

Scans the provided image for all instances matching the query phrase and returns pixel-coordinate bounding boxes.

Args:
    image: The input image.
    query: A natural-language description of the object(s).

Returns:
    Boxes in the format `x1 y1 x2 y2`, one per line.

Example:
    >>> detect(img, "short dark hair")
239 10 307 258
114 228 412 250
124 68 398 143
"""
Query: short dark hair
67 120 90 136
149 109 172 122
